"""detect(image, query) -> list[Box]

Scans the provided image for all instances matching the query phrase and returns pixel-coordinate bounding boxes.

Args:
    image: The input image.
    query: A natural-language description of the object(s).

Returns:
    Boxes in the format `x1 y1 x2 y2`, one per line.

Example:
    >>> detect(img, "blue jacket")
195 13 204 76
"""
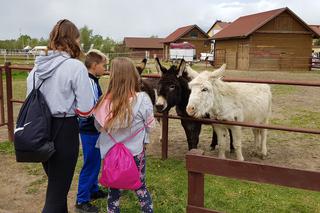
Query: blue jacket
79 73 102 134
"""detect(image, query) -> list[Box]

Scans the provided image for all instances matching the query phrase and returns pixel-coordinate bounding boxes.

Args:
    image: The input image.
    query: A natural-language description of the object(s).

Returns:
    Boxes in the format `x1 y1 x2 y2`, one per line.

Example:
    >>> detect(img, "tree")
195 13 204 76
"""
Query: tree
91 35 104 50
17 35 31 48
80 26 93 52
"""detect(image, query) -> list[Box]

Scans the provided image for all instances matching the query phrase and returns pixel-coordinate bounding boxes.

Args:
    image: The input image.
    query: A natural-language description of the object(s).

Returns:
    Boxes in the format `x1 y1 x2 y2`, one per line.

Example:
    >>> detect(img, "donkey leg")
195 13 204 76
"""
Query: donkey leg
228 129 235 153
261 129 268 158
210 128 218 150
214 125 227 159
252 128 261 151
230 126 244 161
181 120 201 150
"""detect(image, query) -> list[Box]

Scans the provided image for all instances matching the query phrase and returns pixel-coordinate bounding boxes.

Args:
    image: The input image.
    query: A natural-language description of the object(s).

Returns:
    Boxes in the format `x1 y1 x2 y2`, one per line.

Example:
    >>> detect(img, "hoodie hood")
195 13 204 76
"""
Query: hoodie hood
34 51 71 80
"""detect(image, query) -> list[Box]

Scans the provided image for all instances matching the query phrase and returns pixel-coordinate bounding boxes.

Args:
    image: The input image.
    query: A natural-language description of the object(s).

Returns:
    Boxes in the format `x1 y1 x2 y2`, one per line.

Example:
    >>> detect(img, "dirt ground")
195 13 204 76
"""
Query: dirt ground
0 68 320 212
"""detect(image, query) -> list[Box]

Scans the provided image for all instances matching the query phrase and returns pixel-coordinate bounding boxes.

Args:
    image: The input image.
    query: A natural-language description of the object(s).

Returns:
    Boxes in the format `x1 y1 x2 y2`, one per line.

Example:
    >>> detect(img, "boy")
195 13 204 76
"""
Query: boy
76 49 108 213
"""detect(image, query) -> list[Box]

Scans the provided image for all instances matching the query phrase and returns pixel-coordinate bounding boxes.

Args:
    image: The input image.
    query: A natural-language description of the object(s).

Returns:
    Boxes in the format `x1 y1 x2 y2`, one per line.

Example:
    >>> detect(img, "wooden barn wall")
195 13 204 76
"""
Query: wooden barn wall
129 48 164 59
214 38 249 70
250 33 312 71
257 11 310 32
215 11 313 71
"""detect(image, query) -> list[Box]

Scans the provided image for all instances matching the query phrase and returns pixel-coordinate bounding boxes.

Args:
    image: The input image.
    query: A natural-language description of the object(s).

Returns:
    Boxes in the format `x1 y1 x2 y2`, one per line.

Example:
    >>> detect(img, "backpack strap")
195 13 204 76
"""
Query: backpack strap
107 118 155 144
33 72 45 90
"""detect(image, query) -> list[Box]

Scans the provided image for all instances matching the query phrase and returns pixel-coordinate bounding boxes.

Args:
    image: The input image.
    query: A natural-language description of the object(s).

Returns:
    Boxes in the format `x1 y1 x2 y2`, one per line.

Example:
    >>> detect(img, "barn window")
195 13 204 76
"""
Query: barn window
190 31 198 37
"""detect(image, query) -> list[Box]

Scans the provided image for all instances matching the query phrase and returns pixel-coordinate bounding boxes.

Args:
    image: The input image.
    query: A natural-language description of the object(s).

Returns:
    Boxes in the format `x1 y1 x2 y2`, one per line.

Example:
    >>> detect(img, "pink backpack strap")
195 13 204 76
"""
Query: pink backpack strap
107 118 155 144
107 118 154 173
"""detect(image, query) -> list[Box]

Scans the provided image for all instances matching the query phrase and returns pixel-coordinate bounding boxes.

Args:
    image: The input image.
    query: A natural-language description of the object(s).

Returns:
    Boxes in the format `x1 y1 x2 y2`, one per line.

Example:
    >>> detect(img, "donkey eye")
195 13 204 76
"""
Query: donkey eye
169 85 175 90
201 88 208 92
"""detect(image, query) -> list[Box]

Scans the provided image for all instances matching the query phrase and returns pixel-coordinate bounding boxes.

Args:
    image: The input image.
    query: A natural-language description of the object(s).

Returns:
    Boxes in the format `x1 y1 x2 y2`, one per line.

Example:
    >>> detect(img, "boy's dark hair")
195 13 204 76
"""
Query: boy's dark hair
85 49 107 69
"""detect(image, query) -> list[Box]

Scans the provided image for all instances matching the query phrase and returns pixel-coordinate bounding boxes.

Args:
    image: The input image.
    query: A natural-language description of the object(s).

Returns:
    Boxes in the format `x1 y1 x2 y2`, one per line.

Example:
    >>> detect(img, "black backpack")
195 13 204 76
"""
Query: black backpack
14 72 65 162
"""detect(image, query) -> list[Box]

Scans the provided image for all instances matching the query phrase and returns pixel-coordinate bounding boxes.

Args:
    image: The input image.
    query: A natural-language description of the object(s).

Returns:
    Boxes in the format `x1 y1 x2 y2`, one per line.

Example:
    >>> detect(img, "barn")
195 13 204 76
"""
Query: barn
162 25 211 60
212 7 320 71
123 37 164 59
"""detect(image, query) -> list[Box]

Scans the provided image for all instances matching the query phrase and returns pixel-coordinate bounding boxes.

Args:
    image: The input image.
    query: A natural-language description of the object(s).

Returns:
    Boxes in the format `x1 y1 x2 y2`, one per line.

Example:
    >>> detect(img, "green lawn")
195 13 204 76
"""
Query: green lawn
1 142 319 213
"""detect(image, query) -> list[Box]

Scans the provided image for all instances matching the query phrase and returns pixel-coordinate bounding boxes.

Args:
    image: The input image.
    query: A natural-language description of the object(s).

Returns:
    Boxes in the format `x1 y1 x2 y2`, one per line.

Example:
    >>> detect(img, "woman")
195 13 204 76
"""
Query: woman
26 19 94 213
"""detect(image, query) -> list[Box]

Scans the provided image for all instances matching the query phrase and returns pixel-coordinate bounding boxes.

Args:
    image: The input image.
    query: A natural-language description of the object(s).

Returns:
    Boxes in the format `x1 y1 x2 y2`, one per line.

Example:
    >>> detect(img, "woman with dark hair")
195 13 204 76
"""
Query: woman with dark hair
26 19 94 213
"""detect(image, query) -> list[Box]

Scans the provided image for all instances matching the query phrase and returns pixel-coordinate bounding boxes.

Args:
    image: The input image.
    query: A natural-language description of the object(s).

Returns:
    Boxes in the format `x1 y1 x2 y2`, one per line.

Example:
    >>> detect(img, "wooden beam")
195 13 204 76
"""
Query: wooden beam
256 30 312 34
186 154 320 192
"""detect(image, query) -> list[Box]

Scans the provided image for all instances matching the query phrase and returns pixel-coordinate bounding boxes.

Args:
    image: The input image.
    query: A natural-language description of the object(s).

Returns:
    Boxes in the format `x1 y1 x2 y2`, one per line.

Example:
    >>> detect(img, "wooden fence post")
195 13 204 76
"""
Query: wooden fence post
0 67 4 124
161 111 169 160
5 62 14 141
187 149 205 213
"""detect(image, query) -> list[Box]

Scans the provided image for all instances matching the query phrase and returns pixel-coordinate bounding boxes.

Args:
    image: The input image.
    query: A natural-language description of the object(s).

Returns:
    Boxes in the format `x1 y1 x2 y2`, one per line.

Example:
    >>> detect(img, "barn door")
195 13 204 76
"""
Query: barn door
238 43 249 70
215 49 226 67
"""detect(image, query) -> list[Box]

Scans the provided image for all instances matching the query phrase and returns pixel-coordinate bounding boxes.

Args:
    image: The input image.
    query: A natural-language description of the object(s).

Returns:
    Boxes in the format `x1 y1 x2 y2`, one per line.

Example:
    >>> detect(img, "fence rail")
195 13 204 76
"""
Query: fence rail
186 149 320 212
1 62 320 212
1 63 320 155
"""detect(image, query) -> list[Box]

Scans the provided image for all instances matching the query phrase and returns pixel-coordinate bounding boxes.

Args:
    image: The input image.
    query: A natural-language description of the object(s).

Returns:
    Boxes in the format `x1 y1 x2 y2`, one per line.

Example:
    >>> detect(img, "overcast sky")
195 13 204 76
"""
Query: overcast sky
1 0 320 41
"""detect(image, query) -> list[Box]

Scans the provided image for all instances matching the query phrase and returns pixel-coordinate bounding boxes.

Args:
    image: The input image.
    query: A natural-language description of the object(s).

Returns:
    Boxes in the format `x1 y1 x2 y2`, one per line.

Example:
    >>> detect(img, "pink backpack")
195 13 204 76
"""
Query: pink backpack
99 127 145 190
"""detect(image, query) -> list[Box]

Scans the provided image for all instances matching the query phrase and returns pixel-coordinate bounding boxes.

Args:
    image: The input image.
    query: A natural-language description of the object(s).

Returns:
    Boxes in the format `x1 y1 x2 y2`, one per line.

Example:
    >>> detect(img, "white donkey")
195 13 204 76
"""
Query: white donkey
186 64 272 161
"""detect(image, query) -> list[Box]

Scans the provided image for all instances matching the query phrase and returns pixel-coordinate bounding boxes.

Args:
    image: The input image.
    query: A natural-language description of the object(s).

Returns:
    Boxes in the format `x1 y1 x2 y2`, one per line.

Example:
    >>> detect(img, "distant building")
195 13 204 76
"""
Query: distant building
207 20 231 52
123 37 164 59
207 20 231 38
212 7 320 71
162 25 210 60
310 25 320 57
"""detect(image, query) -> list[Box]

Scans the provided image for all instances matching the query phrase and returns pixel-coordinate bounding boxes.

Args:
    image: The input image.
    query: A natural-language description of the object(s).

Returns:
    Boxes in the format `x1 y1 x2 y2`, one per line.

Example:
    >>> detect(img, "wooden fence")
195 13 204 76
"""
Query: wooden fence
0 62 320 212
186 149 320 212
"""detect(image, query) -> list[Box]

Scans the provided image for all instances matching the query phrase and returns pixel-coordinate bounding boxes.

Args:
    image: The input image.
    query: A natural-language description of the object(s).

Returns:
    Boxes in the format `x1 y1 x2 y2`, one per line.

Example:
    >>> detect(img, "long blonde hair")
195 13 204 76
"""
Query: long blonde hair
99 57 140 130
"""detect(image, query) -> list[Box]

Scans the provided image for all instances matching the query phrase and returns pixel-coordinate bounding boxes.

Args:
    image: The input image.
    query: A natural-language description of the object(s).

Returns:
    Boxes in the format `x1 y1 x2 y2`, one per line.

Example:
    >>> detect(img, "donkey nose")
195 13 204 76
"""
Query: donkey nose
186 106 195 115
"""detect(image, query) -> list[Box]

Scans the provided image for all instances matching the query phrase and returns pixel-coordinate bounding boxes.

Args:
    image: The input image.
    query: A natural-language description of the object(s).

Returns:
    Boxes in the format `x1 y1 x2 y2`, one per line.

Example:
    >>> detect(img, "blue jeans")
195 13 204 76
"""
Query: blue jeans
76 133 101 204
107 151 153 213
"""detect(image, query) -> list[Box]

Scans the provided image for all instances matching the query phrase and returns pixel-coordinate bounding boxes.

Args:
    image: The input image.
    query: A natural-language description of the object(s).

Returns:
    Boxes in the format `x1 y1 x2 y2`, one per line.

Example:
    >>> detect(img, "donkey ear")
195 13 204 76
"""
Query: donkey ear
155 57 166 76
177 59 186 77
210 64 226 79
185 63 199 79
136 58 147 75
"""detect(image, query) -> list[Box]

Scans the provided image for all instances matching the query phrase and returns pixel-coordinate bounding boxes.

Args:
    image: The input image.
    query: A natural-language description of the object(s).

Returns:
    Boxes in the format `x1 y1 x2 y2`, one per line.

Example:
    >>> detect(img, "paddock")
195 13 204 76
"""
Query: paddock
0 61 320 212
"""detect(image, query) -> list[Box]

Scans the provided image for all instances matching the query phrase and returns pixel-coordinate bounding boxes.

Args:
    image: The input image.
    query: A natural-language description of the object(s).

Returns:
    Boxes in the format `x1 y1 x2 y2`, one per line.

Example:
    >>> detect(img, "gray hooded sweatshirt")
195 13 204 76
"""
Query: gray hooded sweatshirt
95 92 155 157
27 51 94 117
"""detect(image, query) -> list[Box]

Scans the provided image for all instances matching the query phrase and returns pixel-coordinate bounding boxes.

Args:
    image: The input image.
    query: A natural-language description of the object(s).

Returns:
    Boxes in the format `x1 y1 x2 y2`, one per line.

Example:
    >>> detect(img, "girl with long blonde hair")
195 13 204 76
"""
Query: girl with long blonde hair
94 57 155 212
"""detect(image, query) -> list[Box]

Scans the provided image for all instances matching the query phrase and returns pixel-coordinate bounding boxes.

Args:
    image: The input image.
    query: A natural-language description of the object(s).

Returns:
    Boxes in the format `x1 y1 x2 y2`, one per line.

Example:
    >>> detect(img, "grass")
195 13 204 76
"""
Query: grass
1 142 319 212
271 85 297 96
272 109 320 129
1 61 320 212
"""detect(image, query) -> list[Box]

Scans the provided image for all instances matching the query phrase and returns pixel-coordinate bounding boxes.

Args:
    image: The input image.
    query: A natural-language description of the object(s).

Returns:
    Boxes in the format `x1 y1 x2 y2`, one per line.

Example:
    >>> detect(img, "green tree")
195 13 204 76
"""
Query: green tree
91 35 104 50
17 34 31 48
80 26 93 52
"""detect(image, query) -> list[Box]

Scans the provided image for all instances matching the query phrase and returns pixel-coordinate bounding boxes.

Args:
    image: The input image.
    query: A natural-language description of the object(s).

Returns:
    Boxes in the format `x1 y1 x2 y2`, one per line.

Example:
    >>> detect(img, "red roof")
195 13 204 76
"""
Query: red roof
170 42 195 49
310 25 320 37
163 25 209 43
124 37 164 49
213 7 320 40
